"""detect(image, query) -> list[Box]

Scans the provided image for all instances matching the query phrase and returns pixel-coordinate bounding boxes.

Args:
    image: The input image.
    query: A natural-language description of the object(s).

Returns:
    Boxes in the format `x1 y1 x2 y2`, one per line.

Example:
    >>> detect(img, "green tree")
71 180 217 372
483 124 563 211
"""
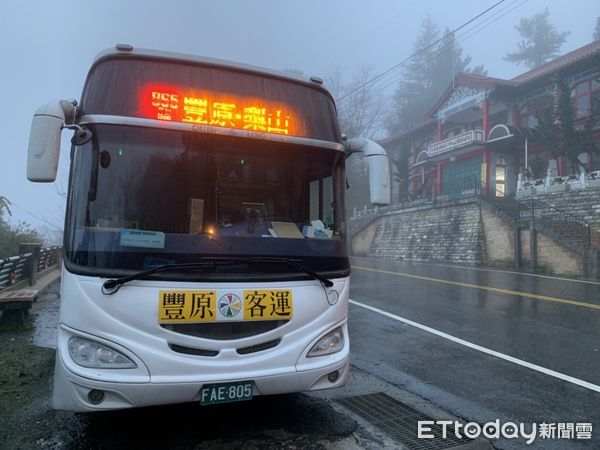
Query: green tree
504 8 570 68
0 197 44 259
527 156 548 180
387 15 486 134
0 196 12 237
536 79 599 172
389 139 411 202
0 196 9 219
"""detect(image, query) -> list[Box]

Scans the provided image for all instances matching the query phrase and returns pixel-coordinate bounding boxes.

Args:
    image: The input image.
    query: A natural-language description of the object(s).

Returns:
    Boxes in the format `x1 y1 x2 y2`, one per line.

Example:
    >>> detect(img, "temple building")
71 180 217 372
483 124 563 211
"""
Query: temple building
382 40 600 201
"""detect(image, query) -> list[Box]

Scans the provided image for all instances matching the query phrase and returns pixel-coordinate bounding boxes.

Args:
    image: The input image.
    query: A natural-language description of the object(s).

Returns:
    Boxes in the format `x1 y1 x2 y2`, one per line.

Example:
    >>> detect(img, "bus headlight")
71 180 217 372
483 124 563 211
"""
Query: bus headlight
68 337 137 369
307 327 344 358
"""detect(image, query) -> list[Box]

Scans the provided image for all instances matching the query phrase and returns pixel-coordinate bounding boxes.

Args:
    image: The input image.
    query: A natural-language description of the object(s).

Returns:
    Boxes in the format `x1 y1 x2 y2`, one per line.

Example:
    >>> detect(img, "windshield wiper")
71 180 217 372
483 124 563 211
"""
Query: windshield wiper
249 257 334 288
101 262 216 294
101 256 333 295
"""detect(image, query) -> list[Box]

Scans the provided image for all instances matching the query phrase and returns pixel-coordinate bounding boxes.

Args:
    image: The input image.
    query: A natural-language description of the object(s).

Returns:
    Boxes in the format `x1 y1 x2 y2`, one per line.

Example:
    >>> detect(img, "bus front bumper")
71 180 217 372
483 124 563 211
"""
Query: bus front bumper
52 349 350 412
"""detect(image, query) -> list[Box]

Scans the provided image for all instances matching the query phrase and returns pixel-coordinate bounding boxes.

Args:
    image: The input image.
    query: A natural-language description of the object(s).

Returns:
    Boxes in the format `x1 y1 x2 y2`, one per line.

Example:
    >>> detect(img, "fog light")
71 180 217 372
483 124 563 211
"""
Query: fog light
327 371 339 383
88 389 105 405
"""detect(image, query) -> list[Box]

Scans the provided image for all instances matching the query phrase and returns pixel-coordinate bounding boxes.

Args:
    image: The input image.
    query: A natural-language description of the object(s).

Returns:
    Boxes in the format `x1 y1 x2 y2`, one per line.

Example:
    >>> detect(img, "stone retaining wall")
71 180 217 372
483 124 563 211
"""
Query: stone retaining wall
519 229 584 277
351 197 595 278
362 201 484 265
481 207 514 266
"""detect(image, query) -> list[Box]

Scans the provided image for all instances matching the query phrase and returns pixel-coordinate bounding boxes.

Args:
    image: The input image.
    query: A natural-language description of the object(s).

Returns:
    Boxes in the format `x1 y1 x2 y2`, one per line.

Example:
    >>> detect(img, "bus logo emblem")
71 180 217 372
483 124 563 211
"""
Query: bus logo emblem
218 294 242 318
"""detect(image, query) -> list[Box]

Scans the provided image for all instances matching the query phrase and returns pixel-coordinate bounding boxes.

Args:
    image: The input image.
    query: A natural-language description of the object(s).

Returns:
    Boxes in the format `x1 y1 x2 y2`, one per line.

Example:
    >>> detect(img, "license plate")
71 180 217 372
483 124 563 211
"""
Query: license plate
200 381 253 405
158 289 292 323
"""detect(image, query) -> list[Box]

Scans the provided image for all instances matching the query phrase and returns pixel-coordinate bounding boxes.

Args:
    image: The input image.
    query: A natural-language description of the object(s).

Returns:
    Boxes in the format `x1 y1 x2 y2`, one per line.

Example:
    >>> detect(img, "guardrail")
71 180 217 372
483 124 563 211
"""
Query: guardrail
0 245 61 292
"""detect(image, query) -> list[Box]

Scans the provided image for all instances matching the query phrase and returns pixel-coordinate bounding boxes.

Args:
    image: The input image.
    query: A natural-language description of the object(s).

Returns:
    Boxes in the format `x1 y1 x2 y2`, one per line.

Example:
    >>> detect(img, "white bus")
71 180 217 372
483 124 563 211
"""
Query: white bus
27 44 390 411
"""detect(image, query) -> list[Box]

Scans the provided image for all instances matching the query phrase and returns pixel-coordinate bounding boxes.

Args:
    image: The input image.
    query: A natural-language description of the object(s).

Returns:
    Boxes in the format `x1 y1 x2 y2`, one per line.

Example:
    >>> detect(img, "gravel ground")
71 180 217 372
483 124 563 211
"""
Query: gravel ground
0 329 57 449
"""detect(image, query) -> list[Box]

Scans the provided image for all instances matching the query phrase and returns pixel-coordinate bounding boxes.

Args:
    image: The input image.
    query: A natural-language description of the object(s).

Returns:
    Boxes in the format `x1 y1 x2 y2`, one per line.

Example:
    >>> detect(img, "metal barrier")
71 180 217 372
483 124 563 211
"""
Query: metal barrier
37 246 61 271
0 246 61 292
0 254 31 289
441 174 482 200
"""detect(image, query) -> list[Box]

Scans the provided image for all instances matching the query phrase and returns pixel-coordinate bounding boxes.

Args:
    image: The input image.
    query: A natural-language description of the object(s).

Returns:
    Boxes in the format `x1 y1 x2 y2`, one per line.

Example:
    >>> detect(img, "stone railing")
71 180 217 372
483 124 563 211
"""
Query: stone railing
516 170 600 197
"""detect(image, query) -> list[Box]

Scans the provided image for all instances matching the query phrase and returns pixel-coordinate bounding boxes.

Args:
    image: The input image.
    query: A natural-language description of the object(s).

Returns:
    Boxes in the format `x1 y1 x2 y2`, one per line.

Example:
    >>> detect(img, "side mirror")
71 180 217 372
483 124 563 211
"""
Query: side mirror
344 138 391 206
27 100 76 182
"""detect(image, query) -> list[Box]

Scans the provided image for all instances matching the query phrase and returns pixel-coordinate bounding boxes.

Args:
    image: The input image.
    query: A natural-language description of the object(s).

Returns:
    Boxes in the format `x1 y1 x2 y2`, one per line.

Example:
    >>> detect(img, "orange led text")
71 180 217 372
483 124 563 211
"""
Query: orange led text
142 86 298 136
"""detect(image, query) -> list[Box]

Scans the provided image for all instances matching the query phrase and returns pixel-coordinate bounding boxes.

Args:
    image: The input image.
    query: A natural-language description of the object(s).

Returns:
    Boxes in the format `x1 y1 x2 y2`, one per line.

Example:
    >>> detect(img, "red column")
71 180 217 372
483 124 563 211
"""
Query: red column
557 155 565 176
482 98 490 138
437 119 443 141
436 162 442 196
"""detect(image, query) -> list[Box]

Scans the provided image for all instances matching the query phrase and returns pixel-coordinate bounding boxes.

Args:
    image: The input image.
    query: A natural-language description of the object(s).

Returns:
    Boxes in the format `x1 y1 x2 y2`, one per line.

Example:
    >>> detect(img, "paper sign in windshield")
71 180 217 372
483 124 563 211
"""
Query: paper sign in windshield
120 229 165 249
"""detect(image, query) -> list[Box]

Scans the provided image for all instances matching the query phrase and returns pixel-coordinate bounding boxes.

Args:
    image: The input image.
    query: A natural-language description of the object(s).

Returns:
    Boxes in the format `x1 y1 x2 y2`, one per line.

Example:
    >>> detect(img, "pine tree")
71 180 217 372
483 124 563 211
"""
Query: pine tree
387 15 486 134
389 140 411 202
504 8 570 68
536 80 599 173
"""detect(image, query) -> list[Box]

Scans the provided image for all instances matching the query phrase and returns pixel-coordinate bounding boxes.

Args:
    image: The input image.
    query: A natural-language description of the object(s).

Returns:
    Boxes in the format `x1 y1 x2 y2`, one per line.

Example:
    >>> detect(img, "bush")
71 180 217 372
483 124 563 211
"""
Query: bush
0 197 44 259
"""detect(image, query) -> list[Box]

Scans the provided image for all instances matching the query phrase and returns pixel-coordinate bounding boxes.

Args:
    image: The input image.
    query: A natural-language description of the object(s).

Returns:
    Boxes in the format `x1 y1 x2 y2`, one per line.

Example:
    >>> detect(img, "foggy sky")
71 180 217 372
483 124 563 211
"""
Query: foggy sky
1 0 598 234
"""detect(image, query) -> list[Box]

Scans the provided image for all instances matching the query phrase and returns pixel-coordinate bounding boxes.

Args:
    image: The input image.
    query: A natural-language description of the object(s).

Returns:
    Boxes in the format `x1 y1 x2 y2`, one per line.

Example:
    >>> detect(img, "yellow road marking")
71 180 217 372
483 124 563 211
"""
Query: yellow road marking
352 265 600 311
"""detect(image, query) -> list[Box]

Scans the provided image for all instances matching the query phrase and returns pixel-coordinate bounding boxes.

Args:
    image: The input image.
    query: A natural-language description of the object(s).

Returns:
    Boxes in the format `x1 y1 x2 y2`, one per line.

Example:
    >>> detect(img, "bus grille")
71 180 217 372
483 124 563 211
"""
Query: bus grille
168 338 281 357
161 320 288 340
236 338 281 355
168 343 219 357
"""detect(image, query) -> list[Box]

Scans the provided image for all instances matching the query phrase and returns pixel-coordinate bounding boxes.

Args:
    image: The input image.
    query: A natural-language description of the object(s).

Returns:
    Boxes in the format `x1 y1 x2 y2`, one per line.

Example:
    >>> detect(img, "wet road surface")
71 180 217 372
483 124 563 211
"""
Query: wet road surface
25 258 600 449
46 394 360 449
349 256 600 449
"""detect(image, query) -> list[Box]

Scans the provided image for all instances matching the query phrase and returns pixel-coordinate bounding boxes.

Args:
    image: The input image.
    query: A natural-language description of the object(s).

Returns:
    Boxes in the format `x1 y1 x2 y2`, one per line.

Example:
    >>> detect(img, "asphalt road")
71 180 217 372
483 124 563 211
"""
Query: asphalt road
21 258 600 449
348 256 600 449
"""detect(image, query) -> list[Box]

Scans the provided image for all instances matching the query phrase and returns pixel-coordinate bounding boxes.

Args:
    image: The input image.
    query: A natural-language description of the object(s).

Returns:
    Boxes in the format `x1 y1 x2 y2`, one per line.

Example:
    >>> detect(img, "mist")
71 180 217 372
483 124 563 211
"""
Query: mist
0 0 597 235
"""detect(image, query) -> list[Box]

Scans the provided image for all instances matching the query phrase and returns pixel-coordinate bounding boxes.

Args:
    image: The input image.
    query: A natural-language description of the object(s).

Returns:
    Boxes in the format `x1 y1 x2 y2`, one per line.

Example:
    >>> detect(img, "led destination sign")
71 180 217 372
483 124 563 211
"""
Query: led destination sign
81 59 341 142
140 84 300 136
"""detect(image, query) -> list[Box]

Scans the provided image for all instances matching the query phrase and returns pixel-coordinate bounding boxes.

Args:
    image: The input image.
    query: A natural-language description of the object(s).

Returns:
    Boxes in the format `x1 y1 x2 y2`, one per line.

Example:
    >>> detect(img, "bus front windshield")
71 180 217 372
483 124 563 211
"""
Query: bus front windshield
65 124 348 280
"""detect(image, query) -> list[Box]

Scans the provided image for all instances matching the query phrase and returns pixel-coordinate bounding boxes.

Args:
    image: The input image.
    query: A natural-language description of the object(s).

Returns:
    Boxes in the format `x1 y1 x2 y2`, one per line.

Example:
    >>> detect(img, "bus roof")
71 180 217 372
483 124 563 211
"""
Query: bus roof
92 44 335 101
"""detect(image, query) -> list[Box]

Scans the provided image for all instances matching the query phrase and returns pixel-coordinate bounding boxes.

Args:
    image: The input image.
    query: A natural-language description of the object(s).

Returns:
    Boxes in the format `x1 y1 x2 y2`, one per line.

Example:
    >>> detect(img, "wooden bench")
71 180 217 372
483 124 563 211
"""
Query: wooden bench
0 289 38 326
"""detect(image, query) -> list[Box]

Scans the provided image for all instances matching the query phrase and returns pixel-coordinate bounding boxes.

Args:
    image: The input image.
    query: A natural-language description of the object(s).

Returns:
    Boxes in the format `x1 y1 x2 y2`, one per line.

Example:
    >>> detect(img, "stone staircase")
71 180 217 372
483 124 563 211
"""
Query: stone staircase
481 191 592 252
